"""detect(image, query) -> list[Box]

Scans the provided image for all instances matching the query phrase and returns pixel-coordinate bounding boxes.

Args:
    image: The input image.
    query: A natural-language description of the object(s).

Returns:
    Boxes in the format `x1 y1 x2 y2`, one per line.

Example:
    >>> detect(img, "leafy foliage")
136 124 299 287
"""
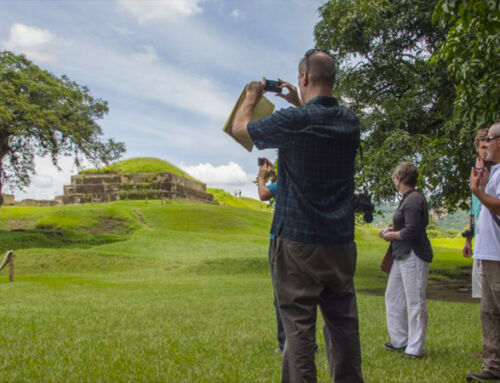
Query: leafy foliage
314 0 479 211
0 51 125 197
432 0 500 131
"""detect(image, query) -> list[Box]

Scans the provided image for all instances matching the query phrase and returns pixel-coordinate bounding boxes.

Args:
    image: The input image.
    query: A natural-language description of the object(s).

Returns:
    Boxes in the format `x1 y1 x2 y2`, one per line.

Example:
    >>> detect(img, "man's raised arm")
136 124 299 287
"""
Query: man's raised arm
232 80 265 145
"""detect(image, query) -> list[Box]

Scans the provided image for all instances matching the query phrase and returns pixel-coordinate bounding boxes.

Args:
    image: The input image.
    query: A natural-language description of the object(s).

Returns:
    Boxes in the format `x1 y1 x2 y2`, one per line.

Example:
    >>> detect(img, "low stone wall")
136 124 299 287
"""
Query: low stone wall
1 194 63 207
62 172 213 204
1 194 15 205
16 199 62 207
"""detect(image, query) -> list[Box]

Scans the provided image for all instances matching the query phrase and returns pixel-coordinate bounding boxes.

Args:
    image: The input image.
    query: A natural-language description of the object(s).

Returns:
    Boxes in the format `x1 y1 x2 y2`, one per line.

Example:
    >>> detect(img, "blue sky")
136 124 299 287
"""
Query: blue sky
1 0 323 200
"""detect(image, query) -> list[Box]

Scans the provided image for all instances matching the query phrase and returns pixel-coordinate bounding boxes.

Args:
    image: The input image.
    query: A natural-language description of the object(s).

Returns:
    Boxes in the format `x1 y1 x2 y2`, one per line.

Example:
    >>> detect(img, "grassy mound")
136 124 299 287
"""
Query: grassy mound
80 157 197 181
208 188 271 211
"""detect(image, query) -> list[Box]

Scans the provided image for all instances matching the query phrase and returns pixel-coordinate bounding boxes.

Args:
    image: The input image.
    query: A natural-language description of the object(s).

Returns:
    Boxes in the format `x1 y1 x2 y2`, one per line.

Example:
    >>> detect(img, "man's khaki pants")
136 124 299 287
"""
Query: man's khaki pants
481 260 500 377
271 237 363 383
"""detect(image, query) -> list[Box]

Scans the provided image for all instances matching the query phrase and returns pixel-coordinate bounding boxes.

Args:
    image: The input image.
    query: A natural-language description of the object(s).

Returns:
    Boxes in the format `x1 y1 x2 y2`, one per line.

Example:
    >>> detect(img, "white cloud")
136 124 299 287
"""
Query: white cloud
60 42 234 121
230 9 244 20
117 0 205 23
107 23 134 36
31 175 53 189
2 23 56 62
180 161 248 185
131 45 159 64
140 18 298 80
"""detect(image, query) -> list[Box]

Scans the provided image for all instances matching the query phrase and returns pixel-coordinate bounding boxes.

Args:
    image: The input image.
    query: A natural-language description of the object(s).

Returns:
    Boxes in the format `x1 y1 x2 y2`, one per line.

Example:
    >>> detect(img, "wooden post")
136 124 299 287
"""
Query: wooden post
8 255 13 282
0 251 14 282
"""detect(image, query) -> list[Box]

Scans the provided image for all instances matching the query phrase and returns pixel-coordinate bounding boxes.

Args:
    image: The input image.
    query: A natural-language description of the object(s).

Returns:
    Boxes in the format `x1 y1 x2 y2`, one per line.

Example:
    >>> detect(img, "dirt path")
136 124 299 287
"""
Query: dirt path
360 267 479 303
132 209 152 230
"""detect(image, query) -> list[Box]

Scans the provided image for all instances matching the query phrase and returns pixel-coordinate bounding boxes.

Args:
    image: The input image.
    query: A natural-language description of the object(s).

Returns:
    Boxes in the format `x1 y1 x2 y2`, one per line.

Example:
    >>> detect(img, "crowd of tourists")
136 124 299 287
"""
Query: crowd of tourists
231 49 500 382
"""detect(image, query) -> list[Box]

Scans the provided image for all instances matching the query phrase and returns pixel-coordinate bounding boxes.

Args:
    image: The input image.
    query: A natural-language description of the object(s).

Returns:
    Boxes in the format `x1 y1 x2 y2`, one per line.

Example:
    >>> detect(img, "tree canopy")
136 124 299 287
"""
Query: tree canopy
0 51 125 200
432 0 500 131
314 0 498 212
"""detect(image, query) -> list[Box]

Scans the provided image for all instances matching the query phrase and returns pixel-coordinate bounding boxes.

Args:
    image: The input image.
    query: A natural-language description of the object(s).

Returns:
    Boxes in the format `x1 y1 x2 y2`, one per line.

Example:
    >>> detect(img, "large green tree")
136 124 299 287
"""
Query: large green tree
432 0 500 131
314 0 488 212
0 51 125 203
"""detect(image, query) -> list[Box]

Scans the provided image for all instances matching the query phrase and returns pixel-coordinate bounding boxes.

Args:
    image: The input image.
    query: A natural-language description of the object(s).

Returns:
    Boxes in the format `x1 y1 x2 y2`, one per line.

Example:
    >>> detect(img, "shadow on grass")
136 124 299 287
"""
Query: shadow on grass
12 250 158 275
0 226 129 254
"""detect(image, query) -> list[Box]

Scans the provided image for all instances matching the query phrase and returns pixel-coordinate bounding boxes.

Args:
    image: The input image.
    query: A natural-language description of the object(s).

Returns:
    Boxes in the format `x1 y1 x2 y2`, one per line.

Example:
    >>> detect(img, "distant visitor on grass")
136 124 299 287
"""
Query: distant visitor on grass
231 49 363 383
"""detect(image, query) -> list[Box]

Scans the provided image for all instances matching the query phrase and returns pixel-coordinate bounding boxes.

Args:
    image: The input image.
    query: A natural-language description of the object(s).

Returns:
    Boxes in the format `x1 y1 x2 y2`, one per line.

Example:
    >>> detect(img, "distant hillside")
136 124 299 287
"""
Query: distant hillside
208 188 271 212
371 202 469 236
80 157 197 181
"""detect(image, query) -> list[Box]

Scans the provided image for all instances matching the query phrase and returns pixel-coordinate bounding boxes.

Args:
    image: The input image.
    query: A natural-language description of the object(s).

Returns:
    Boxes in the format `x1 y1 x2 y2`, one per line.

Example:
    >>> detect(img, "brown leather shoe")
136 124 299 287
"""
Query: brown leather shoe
466 371 500 381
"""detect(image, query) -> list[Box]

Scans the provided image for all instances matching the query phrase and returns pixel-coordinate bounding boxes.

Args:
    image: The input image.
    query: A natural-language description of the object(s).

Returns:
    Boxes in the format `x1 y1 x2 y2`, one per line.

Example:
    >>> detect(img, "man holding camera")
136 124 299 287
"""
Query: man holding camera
467 122 500 382
463 129 492 300
233 50 362 383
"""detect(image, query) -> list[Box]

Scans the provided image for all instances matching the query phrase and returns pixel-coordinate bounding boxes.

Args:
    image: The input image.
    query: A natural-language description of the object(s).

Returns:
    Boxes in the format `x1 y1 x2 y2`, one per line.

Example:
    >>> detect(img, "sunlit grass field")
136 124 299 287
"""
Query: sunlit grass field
0 198 480 382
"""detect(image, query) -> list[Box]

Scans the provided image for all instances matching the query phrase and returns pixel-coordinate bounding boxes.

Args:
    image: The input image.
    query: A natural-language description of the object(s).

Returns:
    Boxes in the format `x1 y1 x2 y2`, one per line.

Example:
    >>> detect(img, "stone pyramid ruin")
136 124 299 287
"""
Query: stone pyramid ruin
61 157 213 204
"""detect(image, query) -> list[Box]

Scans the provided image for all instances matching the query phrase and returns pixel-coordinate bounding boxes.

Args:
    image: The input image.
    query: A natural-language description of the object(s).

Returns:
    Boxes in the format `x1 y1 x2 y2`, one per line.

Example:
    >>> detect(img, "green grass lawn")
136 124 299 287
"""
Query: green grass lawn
0 200 480 382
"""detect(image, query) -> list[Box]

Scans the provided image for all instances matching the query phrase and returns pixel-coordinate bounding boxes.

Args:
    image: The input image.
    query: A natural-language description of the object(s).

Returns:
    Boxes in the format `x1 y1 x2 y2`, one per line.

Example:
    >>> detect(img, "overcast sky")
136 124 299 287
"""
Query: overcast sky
1 0 323 200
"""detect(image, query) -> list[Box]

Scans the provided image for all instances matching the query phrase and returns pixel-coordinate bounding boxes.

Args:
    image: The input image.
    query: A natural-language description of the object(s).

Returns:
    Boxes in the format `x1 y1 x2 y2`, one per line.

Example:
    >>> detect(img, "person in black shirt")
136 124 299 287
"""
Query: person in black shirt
379 162 433 358
232 49 363 383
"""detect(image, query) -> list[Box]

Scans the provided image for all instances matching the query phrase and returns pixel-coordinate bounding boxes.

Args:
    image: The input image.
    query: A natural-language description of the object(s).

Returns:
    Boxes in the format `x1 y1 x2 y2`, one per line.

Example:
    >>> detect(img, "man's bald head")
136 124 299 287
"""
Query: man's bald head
489 122 500 137
299 52 336 89
486 121 500 163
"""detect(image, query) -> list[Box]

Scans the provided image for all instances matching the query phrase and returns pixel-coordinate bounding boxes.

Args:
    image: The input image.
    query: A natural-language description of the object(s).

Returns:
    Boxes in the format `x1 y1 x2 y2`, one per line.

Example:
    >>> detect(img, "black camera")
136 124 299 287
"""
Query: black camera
461 227 474 239
354 193 375 223
264 80 282 93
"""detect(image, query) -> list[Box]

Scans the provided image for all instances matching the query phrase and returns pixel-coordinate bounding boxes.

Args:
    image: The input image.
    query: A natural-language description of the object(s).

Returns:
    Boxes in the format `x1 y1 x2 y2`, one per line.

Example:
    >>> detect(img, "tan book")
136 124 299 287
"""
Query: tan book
223 86 275 152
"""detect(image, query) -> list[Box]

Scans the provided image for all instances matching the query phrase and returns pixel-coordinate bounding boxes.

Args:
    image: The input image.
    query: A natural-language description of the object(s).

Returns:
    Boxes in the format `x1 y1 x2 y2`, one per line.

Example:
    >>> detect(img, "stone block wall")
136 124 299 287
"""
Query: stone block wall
1 194 15 205
17 199 62 207
62 172 214 204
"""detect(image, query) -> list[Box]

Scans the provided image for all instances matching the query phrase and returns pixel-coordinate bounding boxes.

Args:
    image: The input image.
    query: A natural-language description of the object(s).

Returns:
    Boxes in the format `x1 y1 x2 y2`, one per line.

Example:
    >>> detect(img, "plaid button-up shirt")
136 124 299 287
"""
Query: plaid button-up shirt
248 96 359 244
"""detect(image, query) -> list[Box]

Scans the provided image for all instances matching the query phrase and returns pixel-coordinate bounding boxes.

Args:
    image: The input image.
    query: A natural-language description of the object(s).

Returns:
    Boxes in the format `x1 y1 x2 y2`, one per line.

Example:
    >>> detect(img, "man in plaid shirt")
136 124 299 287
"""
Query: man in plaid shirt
232 50 363 383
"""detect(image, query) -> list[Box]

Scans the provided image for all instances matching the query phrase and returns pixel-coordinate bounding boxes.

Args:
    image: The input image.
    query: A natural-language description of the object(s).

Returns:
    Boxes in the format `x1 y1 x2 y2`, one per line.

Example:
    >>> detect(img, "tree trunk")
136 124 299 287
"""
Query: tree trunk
0 158 4 210
0 135 13 211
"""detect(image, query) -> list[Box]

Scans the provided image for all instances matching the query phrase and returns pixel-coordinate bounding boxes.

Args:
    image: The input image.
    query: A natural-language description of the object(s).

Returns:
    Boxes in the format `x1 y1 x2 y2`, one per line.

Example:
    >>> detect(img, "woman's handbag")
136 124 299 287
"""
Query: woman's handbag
380 242 393 274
